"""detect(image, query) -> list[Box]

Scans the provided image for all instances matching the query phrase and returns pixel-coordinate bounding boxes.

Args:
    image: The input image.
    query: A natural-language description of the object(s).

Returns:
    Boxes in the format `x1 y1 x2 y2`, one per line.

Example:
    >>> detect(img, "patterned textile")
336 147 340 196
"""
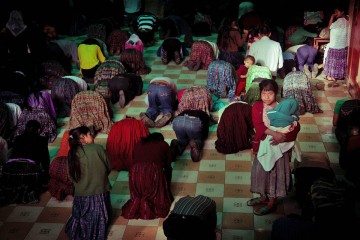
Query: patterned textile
107 29 130 56
176 86 212 116
323 48 347 80
51 78 80 118
69 91 112 133
283 71 322 115
183 40 215 71
243 81 261 106
215 102 254 154
206 60 237 99
48 156 74 201
27 91 57 121
65 191 111 240
15 108 57 143
250 151 293 198
121 162 173 219
106 118 149 171
0 91 24 108
38 60 69 89
94 60 126 99
245 65 272 92
120 48 151 75
0 102 11 139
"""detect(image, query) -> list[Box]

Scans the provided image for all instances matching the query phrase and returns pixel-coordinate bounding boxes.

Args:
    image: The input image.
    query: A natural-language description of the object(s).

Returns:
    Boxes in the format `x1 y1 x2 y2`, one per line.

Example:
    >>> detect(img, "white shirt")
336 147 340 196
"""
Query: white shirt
249 36 284 76
328 17 350 49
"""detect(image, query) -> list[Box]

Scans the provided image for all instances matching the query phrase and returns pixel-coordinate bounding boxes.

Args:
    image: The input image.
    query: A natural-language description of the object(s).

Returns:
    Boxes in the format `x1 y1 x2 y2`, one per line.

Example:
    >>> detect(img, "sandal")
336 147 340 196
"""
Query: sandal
253 206 274 216
247 197 269 206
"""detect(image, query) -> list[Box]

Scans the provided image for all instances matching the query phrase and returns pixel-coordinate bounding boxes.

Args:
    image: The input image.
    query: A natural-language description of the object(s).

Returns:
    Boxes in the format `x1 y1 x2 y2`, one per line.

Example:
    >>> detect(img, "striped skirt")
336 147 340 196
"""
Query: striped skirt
65 191 112 240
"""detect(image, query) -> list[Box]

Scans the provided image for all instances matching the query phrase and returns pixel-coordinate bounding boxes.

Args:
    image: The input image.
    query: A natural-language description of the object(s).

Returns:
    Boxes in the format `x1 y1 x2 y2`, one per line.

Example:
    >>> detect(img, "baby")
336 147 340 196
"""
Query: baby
257 98 302 171
235 55 255 100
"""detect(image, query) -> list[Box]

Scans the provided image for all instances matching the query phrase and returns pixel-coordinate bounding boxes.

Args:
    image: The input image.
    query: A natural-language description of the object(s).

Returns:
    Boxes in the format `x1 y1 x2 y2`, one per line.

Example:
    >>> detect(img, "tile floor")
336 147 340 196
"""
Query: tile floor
0 31 351 240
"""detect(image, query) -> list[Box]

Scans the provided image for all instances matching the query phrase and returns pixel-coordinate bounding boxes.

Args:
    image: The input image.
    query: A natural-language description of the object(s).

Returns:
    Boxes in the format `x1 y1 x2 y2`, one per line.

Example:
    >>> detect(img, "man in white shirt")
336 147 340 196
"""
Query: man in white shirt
249 24 284 78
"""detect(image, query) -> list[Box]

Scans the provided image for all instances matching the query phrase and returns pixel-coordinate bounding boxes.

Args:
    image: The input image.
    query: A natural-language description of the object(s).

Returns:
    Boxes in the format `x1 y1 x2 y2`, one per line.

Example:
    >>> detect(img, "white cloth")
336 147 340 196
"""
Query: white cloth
63 76 88 91
257 125 295 171
203 40 219 59
249 36 284 76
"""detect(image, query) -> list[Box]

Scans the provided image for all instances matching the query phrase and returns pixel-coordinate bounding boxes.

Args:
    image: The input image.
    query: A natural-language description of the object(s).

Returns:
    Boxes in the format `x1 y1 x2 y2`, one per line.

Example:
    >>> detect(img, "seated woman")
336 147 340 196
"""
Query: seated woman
217 16 248 69
121 132 174 220
282 70 323 115
69 91 113 134
10 120 50 185
206 60 237 101
106 117 149 171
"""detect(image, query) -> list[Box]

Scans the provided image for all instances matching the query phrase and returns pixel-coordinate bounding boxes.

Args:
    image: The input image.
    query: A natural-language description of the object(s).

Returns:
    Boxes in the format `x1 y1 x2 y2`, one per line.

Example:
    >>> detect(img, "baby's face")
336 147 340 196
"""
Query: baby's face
244 59 254 68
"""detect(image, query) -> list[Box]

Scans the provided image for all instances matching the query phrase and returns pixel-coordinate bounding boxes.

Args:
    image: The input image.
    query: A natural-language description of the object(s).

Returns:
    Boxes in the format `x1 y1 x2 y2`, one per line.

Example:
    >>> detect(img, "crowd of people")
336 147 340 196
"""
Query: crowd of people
0 1 358 239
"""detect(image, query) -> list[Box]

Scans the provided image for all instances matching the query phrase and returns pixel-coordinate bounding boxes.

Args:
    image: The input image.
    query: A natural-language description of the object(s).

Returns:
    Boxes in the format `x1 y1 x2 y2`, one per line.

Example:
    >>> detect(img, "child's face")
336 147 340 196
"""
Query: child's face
81 132 94 144
244 59 254 68
261 90 276 106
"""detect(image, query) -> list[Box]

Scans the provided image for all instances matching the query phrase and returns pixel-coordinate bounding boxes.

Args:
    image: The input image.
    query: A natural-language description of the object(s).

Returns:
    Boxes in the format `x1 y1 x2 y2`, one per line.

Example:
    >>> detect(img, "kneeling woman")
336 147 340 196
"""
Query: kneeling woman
65 126 112 240
121 132 174 220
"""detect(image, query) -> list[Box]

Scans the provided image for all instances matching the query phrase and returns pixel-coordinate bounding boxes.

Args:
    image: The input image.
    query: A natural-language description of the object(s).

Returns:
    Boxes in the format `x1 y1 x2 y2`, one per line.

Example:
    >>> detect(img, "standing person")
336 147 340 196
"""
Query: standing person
78 38 106 80
217 16 249 69
323 4 350 82
235 55 255 99
121 132 174 220
10 120 50 186
65 126 112 240
248 80 300 215
249 24 283 79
